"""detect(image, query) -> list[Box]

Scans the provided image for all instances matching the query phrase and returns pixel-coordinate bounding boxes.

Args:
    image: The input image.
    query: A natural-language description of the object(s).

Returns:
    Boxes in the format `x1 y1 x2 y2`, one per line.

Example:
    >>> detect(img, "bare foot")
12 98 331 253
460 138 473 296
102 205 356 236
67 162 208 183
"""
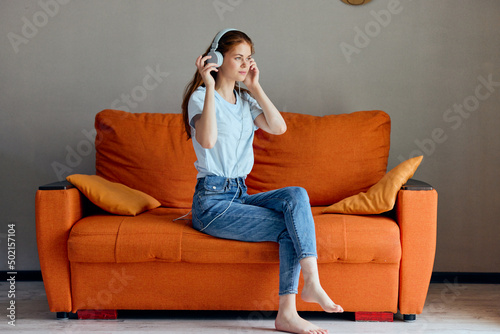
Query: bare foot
299 257 343 313
275 311 328 334
301 284 344 313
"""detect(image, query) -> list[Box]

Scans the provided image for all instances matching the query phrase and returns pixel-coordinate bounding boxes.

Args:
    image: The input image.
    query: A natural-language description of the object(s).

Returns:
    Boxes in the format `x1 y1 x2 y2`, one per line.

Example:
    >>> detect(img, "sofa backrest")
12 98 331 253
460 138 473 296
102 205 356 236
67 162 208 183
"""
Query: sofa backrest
95 109 390 208
246 110 391 206
95 110 198 209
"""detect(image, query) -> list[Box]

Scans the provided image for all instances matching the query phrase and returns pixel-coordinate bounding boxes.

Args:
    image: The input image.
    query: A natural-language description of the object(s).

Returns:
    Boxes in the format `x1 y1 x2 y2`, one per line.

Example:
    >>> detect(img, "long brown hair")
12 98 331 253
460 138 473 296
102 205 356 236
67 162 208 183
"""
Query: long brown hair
181 30 254 139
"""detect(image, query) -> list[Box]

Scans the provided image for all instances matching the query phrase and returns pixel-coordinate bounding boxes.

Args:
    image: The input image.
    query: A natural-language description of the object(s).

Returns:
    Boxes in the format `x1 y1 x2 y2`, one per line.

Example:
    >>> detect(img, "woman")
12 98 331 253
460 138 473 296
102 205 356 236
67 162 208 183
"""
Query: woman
181 29 343 334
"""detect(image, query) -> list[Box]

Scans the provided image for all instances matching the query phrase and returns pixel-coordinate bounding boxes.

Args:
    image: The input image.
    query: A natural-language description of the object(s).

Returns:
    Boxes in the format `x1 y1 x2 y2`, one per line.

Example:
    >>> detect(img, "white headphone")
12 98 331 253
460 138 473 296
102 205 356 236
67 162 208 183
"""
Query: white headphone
206 28 238 67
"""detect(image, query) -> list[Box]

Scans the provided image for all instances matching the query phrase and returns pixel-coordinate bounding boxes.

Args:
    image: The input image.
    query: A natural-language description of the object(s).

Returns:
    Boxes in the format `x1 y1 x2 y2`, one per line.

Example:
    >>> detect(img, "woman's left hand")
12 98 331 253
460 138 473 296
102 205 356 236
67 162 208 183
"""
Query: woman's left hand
243 59 259 90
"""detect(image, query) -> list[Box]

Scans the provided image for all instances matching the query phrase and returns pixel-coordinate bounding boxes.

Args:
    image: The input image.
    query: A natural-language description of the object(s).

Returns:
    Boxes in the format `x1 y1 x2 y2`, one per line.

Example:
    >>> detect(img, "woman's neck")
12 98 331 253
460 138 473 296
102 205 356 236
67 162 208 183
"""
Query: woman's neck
215 77 236 104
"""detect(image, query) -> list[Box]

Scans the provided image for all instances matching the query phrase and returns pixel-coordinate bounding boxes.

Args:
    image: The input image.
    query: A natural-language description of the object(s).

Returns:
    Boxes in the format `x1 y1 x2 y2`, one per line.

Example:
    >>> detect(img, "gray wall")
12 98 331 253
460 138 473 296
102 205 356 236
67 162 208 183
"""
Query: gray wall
1 0 499 273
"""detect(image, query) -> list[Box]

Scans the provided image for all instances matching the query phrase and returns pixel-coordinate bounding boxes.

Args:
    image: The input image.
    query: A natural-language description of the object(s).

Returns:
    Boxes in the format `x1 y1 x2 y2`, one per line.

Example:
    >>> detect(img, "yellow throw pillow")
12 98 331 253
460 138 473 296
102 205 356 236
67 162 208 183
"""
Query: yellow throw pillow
322 156 423 215
66 174 161 216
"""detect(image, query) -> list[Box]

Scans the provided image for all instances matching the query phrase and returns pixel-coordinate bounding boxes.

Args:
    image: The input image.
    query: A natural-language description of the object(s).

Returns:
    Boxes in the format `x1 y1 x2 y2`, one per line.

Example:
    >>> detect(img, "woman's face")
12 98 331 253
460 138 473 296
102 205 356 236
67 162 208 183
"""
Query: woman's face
219 42 253 82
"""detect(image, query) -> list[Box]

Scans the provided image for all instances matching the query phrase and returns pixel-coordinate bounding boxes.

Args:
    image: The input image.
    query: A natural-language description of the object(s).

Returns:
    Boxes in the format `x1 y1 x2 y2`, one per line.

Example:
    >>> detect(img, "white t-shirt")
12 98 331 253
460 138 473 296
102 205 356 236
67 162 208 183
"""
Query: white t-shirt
188 86 263 178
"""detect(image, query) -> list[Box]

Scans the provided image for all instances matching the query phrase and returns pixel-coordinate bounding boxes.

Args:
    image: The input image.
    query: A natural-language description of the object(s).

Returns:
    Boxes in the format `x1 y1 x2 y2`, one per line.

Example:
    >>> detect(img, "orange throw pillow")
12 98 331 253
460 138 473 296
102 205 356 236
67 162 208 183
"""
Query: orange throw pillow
66 174 161 216
322 156 423 215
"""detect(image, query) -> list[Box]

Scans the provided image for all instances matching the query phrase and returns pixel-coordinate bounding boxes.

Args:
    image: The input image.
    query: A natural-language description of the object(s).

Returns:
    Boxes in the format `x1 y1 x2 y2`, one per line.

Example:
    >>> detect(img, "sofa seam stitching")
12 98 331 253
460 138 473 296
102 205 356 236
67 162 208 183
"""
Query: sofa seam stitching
114 216 127 263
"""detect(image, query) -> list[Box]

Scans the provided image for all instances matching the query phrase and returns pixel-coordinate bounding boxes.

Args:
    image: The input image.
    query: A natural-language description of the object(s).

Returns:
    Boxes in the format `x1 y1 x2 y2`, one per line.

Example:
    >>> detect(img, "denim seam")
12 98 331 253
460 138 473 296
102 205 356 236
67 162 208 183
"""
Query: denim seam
279 242 300 295
247 197 305 258
298 253 318 261
195 191 205 212
279 289 298 296
191 208 203 231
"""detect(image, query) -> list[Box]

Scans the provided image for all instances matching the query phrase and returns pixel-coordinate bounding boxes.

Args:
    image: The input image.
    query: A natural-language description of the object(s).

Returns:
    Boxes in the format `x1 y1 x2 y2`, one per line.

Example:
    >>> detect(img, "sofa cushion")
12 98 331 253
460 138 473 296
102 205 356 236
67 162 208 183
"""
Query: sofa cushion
247 110 391 206
312 207 401 264
68 208 401 265
182 207 401 264
95 109 198 209
68 208 191 263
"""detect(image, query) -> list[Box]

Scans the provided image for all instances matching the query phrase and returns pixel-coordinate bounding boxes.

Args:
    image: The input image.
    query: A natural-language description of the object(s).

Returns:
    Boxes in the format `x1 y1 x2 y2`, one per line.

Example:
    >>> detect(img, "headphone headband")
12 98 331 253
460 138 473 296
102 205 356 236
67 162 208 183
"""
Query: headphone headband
210 28 238 51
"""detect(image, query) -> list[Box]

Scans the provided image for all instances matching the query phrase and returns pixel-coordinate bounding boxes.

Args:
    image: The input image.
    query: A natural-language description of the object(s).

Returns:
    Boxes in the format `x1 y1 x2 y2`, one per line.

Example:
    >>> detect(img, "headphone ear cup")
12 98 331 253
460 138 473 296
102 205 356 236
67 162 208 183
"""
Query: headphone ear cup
207 50 223 67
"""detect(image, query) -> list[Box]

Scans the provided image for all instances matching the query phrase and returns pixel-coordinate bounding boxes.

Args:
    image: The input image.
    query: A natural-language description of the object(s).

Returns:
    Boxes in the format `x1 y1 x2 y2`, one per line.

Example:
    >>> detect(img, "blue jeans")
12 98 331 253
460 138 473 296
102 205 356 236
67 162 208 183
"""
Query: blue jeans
191 175 318 295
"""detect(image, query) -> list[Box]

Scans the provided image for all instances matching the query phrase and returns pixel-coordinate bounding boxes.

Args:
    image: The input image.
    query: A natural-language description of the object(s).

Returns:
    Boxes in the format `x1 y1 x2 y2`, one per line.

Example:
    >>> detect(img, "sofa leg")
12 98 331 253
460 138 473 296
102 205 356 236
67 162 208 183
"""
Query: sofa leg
77 310 118 320
355 312 394 322
403 314 416 322
56 312 78 319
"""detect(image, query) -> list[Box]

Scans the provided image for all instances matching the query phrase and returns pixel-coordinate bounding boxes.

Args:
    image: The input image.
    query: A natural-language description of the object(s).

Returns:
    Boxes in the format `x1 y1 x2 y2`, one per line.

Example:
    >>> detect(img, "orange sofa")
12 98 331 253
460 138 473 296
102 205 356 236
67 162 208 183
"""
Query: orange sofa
36 109 437 321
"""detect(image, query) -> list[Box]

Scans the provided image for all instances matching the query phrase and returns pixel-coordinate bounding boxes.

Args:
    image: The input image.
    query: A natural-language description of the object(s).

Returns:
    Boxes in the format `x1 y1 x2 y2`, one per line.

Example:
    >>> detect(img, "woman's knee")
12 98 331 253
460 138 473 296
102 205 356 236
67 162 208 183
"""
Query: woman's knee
285 186 310 204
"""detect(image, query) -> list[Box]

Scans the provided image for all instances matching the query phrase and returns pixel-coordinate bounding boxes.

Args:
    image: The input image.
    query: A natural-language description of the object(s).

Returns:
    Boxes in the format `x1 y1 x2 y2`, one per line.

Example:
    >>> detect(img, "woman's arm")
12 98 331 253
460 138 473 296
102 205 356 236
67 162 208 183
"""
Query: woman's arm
193 55 218 149
251 84 287 135
244 60 286 135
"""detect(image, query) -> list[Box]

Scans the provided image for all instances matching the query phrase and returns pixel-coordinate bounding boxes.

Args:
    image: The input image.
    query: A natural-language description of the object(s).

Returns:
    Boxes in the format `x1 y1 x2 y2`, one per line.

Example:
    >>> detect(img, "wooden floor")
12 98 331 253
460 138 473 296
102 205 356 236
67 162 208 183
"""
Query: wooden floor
1 282 499 333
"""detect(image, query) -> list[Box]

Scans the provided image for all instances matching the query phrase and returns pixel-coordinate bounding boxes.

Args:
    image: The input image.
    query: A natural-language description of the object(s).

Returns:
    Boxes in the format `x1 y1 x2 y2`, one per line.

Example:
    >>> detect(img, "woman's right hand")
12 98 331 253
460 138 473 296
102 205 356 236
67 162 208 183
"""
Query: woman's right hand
196 55 218 88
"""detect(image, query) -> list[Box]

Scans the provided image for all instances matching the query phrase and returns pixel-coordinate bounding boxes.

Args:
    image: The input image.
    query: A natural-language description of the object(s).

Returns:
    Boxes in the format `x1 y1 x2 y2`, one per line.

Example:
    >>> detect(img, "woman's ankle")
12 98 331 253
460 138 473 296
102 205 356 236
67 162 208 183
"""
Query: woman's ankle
279 293 297 310
299 256 321 284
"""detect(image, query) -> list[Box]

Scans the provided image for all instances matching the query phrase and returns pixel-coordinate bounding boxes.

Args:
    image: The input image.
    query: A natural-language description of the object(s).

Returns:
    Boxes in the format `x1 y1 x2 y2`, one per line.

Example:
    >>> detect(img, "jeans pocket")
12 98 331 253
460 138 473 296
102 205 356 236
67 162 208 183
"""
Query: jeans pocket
194 177 226 213
203 176 227 193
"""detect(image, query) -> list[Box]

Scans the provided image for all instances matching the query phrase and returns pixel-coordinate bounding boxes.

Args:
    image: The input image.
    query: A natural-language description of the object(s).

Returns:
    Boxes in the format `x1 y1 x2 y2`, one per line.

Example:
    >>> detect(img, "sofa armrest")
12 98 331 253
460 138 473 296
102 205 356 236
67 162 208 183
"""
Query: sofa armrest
38 180 74 190
396 180 438 315
401 178 433 191
35 181 85 312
